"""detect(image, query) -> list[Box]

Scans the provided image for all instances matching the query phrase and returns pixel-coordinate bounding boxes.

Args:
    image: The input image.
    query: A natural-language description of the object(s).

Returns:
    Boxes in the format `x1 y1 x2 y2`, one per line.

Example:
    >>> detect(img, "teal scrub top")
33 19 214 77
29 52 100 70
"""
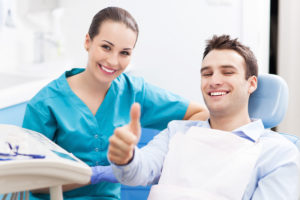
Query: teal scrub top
22 68 189 200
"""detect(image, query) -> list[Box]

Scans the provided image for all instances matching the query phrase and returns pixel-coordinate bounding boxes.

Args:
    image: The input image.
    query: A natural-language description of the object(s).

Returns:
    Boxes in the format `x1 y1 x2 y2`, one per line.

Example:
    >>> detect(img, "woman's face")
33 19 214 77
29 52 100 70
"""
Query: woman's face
85 20 137 84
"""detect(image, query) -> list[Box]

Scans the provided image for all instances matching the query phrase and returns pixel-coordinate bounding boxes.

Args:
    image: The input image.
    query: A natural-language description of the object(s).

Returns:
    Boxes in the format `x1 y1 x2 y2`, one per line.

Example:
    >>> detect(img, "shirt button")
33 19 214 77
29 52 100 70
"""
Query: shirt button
95 148 99 152
94 134 98 139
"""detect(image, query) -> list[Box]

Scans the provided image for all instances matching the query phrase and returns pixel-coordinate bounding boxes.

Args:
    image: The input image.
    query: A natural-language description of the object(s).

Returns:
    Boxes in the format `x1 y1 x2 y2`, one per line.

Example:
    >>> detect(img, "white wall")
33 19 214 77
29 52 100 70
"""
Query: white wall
58 0 107 67
277 0 300 136
0 0 270 104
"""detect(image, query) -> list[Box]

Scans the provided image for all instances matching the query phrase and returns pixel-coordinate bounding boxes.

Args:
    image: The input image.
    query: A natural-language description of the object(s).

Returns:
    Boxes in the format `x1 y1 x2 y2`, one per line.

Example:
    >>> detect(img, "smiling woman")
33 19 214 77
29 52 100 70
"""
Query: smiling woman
21 6 208 200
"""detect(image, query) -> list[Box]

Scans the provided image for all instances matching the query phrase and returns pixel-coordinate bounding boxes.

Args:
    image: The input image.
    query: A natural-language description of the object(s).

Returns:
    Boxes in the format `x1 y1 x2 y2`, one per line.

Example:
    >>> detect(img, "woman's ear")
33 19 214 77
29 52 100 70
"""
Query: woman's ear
84 34 91 51
248 76 258 94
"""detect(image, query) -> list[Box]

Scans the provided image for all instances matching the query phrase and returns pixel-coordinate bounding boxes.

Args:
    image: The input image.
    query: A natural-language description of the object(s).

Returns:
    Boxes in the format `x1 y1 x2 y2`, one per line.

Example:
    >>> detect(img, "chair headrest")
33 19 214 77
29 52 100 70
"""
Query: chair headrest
249 74 289 129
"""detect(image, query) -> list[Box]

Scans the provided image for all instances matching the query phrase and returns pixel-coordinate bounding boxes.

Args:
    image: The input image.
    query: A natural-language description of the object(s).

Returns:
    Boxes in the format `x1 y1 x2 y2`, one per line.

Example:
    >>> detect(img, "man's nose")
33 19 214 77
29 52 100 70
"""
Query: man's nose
210 73 223 86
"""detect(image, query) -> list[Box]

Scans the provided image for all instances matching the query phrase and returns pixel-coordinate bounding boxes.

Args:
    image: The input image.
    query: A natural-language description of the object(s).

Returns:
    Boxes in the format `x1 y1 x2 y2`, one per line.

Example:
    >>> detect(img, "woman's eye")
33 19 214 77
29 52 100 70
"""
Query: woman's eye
101 45 111 50
121 51 130 56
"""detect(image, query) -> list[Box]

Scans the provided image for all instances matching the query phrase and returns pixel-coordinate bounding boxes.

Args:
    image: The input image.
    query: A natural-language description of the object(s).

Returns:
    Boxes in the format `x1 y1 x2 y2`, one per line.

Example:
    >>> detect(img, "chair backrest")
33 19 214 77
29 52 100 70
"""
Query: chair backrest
248 73 300 149
249 73 288 129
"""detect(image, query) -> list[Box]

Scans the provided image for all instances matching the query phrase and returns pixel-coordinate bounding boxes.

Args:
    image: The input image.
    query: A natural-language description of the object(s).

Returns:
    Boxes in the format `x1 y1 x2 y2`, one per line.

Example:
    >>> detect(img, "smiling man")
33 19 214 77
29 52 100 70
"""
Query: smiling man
108 35 300 199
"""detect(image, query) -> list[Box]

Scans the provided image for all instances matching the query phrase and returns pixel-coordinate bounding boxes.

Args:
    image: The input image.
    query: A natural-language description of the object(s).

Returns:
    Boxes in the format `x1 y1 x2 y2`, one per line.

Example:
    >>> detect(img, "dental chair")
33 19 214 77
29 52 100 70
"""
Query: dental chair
249 73 300 149
121 73 300 200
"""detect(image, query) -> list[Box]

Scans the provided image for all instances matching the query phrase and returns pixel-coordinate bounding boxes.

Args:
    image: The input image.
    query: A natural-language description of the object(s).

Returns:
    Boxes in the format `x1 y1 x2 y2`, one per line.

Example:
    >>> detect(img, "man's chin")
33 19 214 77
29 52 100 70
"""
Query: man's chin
208 107 229 117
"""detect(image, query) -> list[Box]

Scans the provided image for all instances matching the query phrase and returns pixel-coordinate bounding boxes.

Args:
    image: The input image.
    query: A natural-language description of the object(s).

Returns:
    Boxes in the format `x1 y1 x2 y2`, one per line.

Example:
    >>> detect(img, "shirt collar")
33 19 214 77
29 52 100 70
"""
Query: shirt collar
232 119 265 142
204 119 265 142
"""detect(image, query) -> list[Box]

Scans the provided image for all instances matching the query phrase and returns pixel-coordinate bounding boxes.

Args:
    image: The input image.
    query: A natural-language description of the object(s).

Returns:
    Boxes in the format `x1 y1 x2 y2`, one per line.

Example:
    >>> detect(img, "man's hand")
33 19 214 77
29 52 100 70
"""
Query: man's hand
108 103 141 165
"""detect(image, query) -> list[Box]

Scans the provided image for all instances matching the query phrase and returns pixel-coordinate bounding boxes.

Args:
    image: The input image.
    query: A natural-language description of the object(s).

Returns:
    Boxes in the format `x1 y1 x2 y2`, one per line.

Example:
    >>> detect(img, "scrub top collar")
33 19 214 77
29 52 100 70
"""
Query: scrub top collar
57 68 85 96
57 68 117 118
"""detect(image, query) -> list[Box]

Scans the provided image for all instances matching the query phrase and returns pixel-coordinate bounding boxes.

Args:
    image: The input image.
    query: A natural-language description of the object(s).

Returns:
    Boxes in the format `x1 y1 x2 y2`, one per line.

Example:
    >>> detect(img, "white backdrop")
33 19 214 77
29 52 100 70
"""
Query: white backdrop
1 0 270 104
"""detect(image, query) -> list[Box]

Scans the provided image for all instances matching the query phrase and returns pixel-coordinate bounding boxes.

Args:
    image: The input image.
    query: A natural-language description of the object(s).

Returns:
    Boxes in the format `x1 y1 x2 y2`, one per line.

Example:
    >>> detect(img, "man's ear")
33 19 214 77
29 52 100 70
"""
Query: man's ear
84 34 91 51
248 75 257 94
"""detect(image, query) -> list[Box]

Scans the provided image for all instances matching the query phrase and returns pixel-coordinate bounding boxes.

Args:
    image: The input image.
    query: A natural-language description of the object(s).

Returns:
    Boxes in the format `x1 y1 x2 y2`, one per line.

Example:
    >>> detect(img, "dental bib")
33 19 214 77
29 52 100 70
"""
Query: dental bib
148 126 261 200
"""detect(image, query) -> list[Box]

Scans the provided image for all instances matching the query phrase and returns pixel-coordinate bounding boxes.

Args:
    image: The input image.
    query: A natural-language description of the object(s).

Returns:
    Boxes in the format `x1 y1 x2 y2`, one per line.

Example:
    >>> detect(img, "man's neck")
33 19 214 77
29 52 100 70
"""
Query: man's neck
209 111 251 132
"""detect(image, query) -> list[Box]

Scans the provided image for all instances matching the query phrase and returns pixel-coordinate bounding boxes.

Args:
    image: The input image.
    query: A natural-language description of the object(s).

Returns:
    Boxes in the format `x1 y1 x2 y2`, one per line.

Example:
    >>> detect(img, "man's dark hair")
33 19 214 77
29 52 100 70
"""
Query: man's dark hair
203 35 258 79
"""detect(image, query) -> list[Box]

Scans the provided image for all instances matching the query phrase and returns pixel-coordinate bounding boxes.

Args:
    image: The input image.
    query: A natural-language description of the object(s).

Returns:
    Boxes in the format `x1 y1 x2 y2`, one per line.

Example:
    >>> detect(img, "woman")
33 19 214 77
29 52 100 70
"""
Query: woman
23 7 208 200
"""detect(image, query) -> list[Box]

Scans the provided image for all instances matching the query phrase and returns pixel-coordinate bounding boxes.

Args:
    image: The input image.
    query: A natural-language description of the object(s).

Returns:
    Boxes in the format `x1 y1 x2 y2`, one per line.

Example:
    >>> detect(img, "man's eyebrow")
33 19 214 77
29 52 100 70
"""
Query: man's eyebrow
201 65 238 73
220 65 237 70
201 66 210 73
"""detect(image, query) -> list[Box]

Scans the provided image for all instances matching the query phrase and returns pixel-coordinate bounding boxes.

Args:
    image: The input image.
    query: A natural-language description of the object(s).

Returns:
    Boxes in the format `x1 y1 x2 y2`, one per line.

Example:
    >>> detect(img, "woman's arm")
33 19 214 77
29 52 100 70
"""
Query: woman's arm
183 101 209 120
31 165 118 193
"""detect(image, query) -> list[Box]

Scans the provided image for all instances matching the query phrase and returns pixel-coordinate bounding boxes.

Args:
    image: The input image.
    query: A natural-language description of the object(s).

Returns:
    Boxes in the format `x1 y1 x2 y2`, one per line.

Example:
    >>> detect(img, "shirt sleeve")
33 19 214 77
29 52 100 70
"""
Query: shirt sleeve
22 102 57 140
111 126 171 186
139 80 189 130
251 145 300 200
110 120 194 186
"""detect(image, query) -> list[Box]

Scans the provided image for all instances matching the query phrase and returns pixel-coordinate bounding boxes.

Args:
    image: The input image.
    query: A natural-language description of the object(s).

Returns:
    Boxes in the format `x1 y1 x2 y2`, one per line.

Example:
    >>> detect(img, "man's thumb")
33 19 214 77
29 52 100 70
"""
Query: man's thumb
129 103 141 138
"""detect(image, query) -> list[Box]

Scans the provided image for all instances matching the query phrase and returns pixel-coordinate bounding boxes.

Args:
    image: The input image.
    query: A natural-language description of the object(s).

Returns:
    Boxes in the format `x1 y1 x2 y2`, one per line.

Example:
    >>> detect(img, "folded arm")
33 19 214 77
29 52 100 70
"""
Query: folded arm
184 101 209 120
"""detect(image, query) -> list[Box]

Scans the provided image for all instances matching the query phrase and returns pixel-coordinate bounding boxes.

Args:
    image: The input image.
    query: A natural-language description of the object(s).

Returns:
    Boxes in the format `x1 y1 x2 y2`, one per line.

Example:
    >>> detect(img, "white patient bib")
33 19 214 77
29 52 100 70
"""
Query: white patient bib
148 126 261 200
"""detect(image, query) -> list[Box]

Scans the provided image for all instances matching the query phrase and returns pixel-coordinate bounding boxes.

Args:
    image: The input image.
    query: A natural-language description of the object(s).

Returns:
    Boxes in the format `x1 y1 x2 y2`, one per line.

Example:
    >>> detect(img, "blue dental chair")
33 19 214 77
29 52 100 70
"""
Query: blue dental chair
121 73 300 200
248 73 300 149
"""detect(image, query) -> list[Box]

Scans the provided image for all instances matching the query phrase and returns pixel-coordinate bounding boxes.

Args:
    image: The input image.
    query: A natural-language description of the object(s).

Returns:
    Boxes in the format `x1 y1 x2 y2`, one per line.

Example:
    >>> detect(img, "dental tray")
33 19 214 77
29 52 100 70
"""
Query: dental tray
0 124 91 199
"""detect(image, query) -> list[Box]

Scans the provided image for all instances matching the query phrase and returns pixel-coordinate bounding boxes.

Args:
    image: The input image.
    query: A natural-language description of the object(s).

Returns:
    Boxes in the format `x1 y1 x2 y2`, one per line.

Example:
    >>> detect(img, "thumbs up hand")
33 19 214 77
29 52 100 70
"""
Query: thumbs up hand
108 103 141 165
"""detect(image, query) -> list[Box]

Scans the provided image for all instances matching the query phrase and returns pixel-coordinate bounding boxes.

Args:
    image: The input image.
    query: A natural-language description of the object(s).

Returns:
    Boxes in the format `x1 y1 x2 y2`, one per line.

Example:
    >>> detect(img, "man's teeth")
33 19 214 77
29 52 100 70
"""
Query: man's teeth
101 65 115 73
210 92 227 96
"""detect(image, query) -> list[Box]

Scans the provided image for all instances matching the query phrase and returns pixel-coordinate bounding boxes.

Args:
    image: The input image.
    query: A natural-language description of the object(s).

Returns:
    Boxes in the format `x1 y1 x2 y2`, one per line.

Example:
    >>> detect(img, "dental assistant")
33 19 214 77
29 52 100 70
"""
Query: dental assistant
22 7 209 200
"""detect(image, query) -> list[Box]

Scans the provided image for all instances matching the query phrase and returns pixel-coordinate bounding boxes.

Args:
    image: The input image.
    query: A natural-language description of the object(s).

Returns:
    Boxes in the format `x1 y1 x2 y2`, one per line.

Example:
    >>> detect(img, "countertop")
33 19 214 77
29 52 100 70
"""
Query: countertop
0 60 73 109
0 72 53 109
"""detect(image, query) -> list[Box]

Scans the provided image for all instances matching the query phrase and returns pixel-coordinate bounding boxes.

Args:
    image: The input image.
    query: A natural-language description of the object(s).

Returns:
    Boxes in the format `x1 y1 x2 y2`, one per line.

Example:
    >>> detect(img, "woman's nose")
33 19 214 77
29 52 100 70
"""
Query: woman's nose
107 52 118 66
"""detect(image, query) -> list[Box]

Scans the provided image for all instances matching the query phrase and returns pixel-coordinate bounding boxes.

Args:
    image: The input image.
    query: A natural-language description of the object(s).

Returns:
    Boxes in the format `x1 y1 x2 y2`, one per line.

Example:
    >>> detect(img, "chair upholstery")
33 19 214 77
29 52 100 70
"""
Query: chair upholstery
249 73 289 129
248 73 299 149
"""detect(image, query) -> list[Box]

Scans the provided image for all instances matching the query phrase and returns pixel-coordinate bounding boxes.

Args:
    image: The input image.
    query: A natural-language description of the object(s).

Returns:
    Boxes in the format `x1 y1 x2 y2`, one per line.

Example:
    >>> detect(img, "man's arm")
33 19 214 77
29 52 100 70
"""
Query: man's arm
183 101 209 120
251 147 300 200
108 103 170 186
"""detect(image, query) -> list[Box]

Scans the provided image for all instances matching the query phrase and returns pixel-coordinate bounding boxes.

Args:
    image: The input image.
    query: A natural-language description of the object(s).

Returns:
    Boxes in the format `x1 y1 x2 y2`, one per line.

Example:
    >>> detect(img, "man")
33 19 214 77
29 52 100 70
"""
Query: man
108 35 300 199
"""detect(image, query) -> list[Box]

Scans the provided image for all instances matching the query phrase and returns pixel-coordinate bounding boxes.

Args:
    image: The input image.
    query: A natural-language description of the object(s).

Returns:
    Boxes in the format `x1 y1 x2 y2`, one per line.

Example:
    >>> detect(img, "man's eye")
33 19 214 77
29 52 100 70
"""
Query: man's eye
121 51 130 56
101 45 111 50
224 71 234 75
202 73 212 77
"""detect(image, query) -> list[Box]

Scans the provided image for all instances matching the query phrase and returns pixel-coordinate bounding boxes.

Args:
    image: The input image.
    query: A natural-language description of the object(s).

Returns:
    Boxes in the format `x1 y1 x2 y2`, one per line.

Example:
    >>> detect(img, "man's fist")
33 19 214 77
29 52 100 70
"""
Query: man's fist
108 103 141 165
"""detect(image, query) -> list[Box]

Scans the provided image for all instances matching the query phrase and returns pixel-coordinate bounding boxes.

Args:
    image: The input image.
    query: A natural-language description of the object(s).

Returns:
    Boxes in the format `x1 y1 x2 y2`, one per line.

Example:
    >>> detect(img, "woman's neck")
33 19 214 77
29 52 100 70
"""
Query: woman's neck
78 69 111 95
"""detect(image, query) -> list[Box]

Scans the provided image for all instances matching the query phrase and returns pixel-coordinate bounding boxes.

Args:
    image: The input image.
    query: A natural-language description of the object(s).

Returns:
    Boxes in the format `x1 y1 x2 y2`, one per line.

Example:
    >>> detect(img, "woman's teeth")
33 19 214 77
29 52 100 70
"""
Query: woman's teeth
100 65 115 73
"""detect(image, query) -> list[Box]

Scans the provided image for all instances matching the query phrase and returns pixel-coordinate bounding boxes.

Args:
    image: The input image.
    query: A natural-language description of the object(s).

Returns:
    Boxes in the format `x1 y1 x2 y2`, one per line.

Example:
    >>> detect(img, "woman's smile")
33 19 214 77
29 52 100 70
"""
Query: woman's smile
98 63 117 75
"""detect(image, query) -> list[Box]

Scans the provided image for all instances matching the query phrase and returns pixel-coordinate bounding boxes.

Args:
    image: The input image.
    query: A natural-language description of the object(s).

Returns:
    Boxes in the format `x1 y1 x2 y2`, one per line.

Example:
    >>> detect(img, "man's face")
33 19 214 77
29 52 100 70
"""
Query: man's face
201 49 257 118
